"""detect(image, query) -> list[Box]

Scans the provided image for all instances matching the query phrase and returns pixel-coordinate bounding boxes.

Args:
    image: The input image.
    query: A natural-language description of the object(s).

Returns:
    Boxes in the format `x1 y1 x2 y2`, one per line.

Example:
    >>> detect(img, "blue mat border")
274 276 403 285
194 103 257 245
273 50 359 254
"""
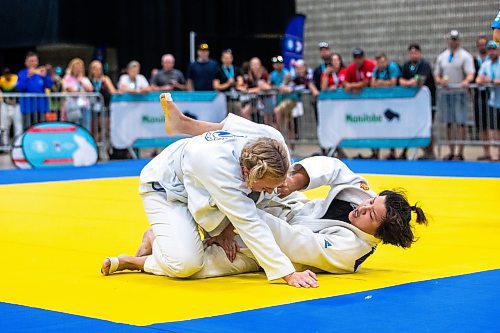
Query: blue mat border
0 159 499 185
1 269 498 333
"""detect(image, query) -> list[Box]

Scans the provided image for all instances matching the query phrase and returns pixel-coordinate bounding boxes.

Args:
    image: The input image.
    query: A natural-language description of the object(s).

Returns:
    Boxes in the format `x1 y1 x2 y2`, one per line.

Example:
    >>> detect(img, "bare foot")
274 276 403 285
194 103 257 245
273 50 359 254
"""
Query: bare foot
101 254 146 276
160 93 186 135
135 228 154 257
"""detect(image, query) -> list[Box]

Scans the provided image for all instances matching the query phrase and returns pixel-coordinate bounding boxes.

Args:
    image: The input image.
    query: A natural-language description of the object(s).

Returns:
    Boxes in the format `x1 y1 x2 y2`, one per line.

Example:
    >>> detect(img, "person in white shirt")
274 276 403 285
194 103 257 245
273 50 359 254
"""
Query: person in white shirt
118 60 150 94
434 30 475 160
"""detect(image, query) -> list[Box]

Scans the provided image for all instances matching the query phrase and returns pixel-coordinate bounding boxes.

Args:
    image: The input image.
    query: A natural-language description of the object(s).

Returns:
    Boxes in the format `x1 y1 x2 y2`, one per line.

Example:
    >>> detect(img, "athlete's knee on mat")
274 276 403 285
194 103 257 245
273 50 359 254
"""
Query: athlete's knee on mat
159 254 204 278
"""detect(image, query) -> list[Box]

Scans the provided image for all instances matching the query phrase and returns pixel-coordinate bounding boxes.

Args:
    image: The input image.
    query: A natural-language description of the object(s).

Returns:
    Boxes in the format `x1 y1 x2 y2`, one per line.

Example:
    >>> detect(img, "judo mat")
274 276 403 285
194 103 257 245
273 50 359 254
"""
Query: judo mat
1 159 499 333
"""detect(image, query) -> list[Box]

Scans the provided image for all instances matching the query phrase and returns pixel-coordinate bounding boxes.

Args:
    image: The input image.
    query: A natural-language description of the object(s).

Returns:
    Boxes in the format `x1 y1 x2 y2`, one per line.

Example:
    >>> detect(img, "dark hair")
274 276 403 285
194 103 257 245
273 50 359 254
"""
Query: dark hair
330 52 345 68
375 189 428 248
476 35 488 43
375 52 387 60
408 43 421 51
25 51 38 60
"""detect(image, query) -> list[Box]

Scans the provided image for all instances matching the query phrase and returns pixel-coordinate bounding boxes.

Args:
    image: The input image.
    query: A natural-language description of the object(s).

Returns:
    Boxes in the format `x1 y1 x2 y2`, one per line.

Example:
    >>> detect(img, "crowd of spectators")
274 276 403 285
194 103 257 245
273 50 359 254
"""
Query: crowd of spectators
0 32 499 161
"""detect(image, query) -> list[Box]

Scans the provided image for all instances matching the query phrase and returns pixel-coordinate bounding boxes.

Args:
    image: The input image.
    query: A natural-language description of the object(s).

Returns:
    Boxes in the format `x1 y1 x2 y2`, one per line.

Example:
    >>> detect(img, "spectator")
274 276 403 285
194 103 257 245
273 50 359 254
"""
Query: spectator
0 67 22 146
371 52 401 160
89 60 116 140
62 58 93 129
344 48 376 159
274 59 315 145
89 60 116 106
213 49 241 114
150 68 159 82
213 49 241 92
371 52 400 88
118 60 150 94
318 53 348 158
400 43 437 160
47 65 63 93
44 65 64 121
187 43 218 91
311 41 331 98
434 30 475 160
151 54 186 91
320 53 346 91
473 35 491 160
237 57 272 124
16 51 53 128
344 48 375 94
476 40 500 161
269 55 291 88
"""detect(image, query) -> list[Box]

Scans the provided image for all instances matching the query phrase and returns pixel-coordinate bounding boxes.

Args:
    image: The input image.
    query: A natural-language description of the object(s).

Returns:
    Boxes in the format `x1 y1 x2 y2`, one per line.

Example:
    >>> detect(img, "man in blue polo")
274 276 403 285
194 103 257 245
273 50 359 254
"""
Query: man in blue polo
187 43 219 91
17 52 52 128
476 40 500 161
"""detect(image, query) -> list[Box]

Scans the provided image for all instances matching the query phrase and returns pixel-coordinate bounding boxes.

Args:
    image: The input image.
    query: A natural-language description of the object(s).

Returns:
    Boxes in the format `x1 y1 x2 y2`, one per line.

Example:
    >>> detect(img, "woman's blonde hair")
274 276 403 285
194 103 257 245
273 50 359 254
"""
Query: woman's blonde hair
88 60 103 80
240 138 290 186
66 58 85 77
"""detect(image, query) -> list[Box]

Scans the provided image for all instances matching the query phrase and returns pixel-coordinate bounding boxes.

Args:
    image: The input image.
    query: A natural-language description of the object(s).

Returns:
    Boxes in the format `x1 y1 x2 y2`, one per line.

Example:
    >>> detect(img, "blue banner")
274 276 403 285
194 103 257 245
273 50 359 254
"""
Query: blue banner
282 15 306 70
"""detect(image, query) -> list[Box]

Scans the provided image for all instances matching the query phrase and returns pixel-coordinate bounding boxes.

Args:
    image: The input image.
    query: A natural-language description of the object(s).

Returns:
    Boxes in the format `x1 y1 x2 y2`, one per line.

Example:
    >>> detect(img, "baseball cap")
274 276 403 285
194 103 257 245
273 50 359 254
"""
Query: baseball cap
352 48 364 57
486 40 498 49
449 30 460 39
271 55 284 63
198 43 209 50
318 41 329 49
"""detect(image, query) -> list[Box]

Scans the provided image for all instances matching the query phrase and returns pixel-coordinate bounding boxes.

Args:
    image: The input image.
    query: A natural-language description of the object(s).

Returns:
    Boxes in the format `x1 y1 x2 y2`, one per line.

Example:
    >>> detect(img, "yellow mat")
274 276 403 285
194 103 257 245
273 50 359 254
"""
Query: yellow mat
0 174 499 325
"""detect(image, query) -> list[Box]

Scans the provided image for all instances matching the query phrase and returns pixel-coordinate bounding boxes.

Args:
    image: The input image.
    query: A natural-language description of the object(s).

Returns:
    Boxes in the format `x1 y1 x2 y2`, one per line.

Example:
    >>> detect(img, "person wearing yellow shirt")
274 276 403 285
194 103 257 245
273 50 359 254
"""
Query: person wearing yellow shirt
0 67 22 147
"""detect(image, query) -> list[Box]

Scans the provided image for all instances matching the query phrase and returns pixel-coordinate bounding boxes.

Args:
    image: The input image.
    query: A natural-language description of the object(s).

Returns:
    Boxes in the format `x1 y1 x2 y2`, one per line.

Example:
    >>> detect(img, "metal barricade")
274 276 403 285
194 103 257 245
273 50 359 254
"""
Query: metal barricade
0 92 109 159
224 90 318 147
435 83 499 159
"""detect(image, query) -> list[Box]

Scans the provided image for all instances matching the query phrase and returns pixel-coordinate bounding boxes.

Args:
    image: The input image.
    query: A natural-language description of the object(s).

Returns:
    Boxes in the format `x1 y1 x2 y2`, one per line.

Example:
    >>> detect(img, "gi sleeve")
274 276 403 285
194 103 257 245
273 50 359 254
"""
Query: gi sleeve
294 156 367 190
185 154 296 281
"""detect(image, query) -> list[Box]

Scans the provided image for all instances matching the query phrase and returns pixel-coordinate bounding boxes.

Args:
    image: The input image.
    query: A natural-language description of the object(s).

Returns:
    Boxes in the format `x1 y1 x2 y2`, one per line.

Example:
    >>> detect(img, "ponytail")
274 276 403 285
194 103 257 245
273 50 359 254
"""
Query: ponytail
240 138 290 187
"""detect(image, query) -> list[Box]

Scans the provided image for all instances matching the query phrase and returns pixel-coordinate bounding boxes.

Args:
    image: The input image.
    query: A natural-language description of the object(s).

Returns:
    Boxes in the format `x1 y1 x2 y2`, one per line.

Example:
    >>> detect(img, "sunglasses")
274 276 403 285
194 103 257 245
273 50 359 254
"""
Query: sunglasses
272 56 284 63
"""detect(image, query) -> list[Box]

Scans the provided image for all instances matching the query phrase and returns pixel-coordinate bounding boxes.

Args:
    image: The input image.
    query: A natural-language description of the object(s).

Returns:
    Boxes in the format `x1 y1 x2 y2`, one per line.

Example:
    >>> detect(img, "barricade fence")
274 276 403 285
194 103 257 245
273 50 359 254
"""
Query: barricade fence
225 89 318 147
435 83 499 155
2 87 498 162
0 92 108 158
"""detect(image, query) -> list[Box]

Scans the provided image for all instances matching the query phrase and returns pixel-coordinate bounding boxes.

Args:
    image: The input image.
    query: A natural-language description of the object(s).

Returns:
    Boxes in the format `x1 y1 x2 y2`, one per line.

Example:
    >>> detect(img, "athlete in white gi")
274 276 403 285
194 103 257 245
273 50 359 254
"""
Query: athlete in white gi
103 94 318 288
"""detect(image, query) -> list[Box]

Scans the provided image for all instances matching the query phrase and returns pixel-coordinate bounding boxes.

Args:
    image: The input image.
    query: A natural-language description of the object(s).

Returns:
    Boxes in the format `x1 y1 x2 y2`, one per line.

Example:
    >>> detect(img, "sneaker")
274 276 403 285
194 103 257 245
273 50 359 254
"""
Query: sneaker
398 152 408 160
454 154 464 161
477 155 492 161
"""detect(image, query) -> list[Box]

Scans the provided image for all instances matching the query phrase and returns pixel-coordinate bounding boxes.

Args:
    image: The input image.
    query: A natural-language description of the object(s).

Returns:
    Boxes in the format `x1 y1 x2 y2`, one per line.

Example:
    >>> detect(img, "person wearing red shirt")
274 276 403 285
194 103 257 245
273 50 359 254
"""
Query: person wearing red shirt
343 48 378 159
343 48 375 94
320 53 347 91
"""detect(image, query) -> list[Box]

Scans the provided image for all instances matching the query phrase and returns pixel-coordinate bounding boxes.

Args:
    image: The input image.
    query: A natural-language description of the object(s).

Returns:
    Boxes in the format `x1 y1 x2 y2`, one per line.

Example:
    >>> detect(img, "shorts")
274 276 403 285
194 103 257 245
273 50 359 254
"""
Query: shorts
473 89 489 130
258 95 275 114
438 90 468 125
489 107 500 130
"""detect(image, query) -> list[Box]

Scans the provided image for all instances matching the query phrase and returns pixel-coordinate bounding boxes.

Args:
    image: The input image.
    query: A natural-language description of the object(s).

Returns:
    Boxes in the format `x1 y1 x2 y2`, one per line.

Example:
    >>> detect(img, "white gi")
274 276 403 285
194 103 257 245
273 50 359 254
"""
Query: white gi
196 156 381 276
254 156 381 274
139 113 296 280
